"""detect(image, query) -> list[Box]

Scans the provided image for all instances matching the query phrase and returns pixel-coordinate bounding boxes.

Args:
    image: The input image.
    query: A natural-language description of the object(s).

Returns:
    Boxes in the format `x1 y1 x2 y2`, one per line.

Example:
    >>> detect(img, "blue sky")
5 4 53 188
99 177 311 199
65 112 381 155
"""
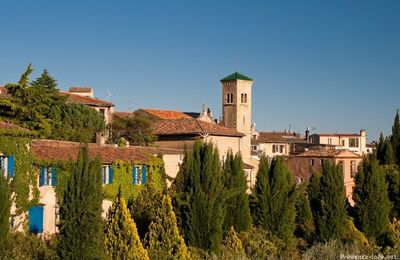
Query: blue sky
1 1 399 141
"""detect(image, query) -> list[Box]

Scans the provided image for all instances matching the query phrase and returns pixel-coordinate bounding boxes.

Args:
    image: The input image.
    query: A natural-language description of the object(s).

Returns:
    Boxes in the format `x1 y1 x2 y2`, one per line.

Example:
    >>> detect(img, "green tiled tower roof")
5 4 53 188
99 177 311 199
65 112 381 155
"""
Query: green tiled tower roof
220 72 253 82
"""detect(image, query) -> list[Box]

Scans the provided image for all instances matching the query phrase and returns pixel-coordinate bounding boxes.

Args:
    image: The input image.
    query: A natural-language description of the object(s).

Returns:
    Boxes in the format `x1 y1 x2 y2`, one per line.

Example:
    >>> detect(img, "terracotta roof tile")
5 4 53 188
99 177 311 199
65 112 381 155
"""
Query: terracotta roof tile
0 121 30 132
32 140 150 164
152 118 244 137
61 92 114 107
141 109 192 120
253 132 305 144
69 87 93 93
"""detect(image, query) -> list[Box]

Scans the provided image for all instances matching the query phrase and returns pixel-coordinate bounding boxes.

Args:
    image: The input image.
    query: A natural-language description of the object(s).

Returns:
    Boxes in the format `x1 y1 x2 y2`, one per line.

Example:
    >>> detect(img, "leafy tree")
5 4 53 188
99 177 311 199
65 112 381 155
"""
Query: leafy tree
50 103 105 142
111 115 156 146
385 165 400 219
295 182 315 243
251 155 297 242
171 141 229 253
220 226 246 259
146 195 189 259
392 110 400 165
105 189 149 260
0 175 11 251
129 182 163 239
353 159 391 240
308 160 347 242
223 151 251 233
58 146 104 259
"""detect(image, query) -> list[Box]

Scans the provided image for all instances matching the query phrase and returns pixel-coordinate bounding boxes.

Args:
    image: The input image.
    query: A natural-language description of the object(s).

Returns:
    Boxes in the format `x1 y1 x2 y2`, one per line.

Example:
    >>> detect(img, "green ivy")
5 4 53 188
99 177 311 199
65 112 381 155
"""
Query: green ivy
0 133 38 214
103 157 166 201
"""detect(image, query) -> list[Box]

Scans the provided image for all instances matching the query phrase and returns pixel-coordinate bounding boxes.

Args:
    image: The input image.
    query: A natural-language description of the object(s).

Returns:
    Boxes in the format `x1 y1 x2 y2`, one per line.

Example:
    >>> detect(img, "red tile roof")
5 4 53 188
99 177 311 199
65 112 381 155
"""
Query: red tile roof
294 149 361 158
252 132 305 144
32 140 150 164
0 86 10 97
152 118 245 137
0 121 30 132
140 109 192 120
61 92 114 107
69 87 93 93
314 133 361 137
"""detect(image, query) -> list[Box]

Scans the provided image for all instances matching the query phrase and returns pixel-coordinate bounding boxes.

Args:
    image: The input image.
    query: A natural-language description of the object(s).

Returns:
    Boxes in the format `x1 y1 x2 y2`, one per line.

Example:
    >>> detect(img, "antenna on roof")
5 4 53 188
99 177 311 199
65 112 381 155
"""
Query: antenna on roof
127 99 134 112
106 88 112 101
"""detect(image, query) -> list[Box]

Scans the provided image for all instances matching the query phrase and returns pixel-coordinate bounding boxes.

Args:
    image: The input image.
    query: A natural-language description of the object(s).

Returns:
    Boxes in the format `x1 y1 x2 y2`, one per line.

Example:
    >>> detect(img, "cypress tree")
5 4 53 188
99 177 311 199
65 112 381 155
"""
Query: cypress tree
251 156 297 242
353 159 391 240
377 132 386 164
295 183 315 243
392 110 400 165
0 176 11 251
308 160 347 242
58 146 104 259
223 151 251 233
384 138 396 165
171 141 228 253
129 181 163 239
146 195 189 259
105 189 149 260
250 154 269 227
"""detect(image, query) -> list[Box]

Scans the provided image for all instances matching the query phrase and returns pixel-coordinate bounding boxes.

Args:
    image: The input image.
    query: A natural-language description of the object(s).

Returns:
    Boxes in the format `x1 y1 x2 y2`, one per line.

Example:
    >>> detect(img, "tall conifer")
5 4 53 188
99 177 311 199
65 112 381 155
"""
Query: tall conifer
353 159 391 239
251 156 297 242
105 189 149 260
58 146 104 259
172 141 228 253
308 160 347 242
223 151 251 233
392 110 400 164
0 176 11 251
146 195 188 259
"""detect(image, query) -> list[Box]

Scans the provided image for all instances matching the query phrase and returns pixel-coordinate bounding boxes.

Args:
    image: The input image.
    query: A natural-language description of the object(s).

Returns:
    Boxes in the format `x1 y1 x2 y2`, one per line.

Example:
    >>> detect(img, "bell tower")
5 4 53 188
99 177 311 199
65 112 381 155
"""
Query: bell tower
221 72 253 162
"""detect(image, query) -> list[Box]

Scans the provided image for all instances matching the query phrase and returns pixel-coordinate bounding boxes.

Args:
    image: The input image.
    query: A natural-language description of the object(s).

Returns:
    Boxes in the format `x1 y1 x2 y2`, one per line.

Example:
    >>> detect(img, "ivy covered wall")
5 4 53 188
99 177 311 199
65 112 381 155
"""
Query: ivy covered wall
0 130 38 214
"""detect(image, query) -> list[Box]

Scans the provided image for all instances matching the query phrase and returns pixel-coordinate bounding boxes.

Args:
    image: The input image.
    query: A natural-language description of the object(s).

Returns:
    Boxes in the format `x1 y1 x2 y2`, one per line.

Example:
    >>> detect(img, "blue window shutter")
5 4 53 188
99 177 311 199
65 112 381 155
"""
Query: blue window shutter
7 155 15 178
39 167 45 187
108 165 113 184
51 167 58 186
132 166 137 184
142 166 147 184
29 205 44 234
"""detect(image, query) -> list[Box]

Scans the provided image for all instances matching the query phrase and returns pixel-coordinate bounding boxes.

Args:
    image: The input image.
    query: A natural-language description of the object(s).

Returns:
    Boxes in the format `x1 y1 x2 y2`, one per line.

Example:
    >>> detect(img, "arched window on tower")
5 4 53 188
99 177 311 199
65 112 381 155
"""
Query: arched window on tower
245 93 247 103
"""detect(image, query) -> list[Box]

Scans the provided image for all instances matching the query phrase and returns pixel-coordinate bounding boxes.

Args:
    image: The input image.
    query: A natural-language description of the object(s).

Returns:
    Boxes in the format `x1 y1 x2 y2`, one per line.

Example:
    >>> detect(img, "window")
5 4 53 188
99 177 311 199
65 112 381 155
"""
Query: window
280 145 284 153
241 93 244 103
310 159 314 166
328 138 332 145
99 109 106 120
39 166 58 187
132 165 147 185
342 140 345 146
102 166 109 185
0 155 14 178
350 160 357 178
349 138 359 148
320 159 324 166
252 145 257 151
245 93 248 103
226 93 234 104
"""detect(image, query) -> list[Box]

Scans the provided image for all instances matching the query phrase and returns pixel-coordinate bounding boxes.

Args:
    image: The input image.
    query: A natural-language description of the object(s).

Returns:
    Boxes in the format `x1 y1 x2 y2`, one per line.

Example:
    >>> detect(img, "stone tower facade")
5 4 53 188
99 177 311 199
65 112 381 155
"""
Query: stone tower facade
221 72 253 163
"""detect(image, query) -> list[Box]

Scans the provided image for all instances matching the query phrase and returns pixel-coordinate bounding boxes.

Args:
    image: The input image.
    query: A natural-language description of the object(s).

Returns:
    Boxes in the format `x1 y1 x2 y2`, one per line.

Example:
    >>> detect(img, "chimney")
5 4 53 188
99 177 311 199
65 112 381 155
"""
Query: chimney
360 129 366 137
96 133 105 146
305 126 310 141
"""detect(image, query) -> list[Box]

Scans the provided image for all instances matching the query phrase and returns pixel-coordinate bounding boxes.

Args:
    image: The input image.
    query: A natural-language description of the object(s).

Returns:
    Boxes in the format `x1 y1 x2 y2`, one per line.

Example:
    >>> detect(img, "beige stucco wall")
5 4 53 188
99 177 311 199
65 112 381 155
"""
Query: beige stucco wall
317 131 367 155
162 154 184 187
256 142 290 158
94 106 114 125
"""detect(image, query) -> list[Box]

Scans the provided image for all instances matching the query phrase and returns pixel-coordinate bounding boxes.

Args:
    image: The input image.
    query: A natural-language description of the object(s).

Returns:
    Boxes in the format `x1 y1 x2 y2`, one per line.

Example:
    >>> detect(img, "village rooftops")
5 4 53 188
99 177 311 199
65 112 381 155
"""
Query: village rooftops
32 140 151 164
152 118 245 137
69 87 93 93
252 131 306 144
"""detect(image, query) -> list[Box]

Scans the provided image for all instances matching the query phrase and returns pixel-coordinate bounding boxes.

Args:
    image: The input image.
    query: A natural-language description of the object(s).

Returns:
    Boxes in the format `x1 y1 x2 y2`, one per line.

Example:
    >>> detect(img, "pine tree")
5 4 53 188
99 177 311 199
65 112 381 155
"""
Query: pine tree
105 189 149 260
308 160 347 242
251 156 297 242
146 195 189 259
58 146 105 259
171 141 229 253
353 158 391 239
0 176 11 251
223 151 251 233
392 110 400 165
